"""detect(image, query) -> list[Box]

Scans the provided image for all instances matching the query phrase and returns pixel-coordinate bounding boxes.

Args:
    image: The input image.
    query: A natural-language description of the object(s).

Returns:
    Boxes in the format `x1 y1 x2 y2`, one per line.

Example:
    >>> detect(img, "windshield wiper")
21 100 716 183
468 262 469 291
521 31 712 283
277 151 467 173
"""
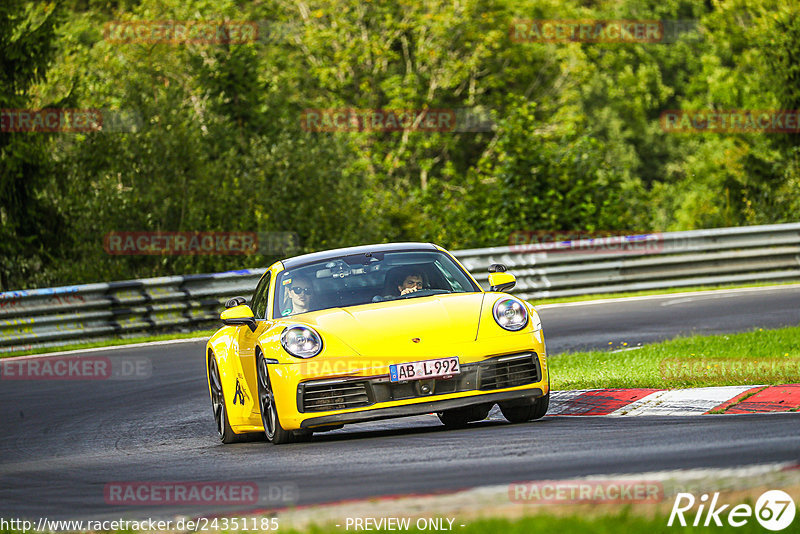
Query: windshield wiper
398 289 452 299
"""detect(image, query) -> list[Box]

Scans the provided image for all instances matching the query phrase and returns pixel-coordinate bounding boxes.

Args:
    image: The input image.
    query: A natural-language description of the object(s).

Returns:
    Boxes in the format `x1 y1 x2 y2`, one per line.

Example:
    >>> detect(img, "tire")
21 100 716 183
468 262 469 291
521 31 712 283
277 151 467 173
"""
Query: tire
293 429 314 442
499 393 549 423
256 352 296 445
208 354 247 444
437 403 491 428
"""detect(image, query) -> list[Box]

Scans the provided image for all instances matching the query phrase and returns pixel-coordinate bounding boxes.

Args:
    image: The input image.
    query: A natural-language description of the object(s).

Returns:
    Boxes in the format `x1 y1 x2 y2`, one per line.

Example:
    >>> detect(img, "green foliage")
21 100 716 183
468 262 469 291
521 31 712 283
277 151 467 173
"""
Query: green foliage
0 1 68 290
659 0 800 229
444 97 638 247
3 0 799 289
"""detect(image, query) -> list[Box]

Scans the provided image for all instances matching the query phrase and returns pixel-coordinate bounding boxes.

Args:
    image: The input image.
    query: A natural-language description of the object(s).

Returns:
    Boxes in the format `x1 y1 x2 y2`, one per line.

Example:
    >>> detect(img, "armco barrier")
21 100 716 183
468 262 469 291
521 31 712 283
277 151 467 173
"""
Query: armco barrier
456 223 800 299
0 269 266 354
2 223 799 354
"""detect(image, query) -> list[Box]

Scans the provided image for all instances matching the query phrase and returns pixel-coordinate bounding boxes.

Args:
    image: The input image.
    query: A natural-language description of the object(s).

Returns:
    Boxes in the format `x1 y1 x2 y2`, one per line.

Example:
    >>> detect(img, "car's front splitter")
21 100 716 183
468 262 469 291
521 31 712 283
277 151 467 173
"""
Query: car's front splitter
299 387 545 429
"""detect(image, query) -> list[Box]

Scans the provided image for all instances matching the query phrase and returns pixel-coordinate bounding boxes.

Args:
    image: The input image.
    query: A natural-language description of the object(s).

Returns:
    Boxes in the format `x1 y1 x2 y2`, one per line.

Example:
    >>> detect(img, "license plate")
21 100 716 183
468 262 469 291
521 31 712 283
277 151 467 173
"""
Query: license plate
389 357 460 382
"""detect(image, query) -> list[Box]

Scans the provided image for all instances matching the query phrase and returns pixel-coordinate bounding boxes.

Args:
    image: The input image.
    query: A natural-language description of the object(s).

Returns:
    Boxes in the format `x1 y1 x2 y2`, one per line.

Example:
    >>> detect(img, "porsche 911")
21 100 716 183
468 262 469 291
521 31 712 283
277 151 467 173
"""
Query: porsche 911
206 242 549 444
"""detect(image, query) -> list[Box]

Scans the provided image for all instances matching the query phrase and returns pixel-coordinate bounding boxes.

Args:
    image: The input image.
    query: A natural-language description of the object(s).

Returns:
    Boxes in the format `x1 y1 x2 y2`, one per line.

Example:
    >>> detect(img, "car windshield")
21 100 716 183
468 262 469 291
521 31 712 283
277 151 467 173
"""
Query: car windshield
274 250 480 318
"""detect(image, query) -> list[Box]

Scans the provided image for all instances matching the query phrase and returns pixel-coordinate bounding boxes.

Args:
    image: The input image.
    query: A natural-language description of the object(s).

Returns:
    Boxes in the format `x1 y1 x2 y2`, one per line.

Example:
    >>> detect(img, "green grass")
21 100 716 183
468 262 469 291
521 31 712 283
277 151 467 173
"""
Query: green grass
550 325 800 390
530 280 800 306
0 329 215 359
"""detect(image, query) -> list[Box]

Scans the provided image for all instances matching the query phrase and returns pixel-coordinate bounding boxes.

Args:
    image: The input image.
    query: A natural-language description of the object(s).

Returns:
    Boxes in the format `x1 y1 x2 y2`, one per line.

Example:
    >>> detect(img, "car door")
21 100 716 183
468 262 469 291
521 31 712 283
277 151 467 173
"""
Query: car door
230 272 271 422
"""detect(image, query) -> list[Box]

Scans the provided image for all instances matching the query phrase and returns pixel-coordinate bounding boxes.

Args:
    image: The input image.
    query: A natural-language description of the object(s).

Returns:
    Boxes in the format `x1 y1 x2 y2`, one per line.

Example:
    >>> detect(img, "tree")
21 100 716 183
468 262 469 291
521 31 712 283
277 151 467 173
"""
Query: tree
0 1 67 290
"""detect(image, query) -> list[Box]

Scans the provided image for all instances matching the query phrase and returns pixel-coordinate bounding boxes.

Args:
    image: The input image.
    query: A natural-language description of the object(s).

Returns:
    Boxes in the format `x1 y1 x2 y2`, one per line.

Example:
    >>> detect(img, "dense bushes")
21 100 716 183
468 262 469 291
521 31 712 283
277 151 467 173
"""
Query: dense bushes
1 0 798 290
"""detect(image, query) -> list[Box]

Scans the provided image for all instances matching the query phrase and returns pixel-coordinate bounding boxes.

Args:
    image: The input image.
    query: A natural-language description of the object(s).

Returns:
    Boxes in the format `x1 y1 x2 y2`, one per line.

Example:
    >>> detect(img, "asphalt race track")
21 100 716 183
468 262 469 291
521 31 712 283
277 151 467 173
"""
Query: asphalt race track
539 285 800 353
1 285 799 519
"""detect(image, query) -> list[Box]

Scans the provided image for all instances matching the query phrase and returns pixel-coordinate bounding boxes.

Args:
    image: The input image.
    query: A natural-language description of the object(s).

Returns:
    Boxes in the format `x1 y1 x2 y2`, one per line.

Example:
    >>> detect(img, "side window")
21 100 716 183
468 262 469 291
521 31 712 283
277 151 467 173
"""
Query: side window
435 260 464 292
251 272 271 319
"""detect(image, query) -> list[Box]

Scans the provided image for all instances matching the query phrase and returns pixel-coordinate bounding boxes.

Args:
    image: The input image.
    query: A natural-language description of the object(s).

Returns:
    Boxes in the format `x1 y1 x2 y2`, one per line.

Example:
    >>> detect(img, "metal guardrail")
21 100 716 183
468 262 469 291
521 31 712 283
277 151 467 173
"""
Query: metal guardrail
2 223 799 354
0 269 266 354
456 222 800 299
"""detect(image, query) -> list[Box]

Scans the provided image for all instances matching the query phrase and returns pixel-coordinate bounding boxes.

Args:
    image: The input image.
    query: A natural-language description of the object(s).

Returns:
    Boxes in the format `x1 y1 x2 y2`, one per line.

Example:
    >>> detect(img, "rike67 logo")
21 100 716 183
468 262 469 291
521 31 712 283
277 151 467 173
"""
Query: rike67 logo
669 490 795 530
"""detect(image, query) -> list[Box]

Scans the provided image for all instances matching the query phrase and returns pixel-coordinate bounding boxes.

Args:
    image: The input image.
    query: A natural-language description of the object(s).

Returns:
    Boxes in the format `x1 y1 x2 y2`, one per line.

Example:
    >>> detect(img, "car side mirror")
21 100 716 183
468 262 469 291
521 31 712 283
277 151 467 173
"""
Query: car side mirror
221 304 257 332
225 296 247 308
488 272 516 292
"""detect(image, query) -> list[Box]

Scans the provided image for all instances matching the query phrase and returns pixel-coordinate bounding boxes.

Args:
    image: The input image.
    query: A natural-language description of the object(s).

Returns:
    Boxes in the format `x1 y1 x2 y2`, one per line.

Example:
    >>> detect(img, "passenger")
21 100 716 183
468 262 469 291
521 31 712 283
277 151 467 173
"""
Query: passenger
281 275 314 316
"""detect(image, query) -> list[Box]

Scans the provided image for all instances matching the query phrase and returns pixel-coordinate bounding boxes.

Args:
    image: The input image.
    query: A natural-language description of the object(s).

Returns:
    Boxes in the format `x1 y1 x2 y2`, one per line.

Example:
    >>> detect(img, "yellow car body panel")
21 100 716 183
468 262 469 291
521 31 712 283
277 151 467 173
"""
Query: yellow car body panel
206 245 549 436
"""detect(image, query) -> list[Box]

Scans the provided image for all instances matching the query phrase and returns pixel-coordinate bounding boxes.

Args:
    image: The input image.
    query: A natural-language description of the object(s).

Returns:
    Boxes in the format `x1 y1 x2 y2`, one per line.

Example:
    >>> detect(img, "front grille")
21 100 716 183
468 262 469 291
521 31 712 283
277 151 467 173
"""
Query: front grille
479 353 540 390
298 353 541 412
301 380 372 412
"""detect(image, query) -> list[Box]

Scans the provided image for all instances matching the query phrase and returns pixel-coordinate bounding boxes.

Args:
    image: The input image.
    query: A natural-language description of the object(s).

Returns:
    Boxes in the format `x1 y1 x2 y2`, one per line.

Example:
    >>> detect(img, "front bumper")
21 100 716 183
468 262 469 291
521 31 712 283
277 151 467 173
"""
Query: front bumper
288 352 547 429
299 387 544 428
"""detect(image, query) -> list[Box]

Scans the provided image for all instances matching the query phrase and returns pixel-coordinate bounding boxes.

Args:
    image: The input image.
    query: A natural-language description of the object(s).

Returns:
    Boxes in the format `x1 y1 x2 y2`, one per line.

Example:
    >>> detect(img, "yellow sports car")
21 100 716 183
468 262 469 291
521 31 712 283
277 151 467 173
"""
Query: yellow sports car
206 243 549 444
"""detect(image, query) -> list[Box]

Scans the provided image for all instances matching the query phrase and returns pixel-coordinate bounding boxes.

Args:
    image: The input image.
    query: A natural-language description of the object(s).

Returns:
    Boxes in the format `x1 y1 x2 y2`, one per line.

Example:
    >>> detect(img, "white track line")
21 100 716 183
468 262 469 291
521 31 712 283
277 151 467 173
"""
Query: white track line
1 337 208 361
517 462 798 484
535 283 800 309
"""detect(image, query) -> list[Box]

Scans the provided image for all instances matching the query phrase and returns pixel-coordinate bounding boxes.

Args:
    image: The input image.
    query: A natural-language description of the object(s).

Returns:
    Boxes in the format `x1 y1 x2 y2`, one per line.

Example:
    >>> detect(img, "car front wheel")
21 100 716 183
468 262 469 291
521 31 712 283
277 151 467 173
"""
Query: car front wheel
256 352 295 445
208 354 246 444
437 403 491 428
499 393 549 423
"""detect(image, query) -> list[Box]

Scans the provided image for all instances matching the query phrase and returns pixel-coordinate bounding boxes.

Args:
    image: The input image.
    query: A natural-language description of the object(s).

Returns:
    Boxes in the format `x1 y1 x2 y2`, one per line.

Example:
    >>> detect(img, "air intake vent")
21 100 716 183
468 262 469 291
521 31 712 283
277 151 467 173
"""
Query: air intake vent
301 381 372 412
479 353 540 390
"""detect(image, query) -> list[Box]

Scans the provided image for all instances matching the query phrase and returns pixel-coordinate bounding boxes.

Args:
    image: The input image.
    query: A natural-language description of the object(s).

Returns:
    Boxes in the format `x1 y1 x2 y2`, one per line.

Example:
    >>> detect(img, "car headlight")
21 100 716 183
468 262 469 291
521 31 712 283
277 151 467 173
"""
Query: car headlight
492 297 529 331
280 325 323 358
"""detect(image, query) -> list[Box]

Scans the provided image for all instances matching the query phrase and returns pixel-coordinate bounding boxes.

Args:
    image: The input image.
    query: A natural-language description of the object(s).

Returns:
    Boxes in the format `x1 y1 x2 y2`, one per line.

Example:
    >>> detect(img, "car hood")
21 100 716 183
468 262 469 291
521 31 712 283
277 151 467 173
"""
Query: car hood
302 292 486 356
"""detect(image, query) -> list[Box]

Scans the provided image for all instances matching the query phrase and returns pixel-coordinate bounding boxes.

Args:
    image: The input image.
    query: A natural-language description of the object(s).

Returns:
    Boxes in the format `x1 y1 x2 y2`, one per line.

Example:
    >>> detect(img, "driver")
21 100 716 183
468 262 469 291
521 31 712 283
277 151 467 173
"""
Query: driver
397 271 424 296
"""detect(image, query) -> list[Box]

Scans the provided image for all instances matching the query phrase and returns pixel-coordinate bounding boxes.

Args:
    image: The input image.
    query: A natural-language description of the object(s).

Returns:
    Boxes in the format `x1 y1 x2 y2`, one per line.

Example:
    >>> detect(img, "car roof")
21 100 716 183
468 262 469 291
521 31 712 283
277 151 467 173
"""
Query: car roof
280 242 439 270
